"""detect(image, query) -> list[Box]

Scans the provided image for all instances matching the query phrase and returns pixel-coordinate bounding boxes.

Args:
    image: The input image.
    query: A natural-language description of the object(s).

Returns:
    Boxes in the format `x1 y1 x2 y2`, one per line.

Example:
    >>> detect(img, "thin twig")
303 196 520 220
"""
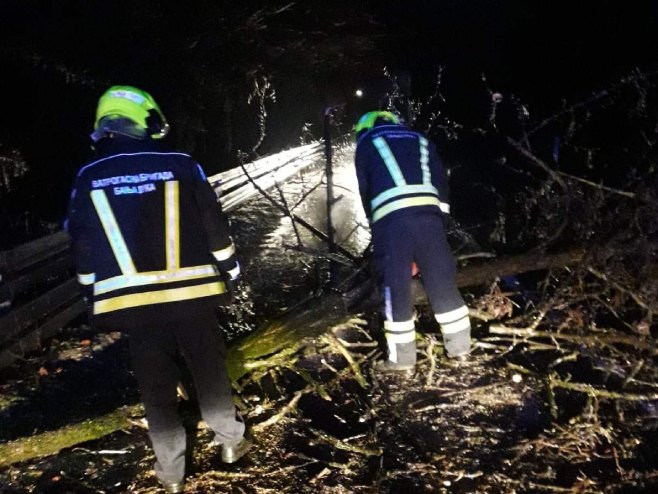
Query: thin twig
556 170 636 199
489 324 658 355
549 374 658 401
252 388 307 432
586 267 652 312
274 180 303 245
322 334 368 389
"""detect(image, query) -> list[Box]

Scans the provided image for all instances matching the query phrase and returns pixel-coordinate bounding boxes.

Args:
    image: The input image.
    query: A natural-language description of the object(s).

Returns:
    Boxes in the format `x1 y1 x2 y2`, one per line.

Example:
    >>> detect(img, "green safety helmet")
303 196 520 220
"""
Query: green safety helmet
354 111 401 140
93 85 170 141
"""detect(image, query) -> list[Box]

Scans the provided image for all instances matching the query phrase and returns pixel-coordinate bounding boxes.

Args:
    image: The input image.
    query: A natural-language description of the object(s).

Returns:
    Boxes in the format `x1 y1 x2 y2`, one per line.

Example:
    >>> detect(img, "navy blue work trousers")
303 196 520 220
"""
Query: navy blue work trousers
372 212 465 323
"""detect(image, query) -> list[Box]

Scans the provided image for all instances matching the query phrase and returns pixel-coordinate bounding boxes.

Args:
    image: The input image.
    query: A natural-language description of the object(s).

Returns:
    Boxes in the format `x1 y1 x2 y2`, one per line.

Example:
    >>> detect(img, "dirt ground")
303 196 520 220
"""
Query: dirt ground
1 306 657 494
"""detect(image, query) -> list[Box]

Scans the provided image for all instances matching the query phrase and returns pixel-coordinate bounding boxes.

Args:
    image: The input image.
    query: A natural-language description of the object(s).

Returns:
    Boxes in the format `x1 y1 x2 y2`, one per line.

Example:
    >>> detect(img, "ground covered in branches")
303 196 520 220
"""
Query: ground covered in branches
1 291 657 493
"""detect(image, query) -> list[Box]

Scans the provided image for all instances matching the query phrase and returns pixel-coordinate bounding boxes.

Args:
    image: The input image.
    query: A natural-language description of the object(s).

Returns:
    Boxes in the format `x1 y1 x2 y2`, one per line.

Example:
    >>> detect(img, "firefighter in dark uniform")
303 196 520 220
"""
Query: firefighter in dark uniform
67 86 251 493
354 111 472 372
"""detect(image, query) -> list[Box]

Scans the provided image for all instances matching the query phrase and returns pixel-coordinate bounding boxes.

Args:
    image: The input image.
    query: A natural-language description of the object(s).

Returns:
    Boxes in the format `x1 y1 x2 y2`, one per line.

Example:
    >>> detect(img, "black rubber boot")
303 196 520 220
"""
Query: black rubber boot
394 341 417 366
162 481 184 493
221 437 253 463
374 359 415 375
378 340 416 371
443 328 471 359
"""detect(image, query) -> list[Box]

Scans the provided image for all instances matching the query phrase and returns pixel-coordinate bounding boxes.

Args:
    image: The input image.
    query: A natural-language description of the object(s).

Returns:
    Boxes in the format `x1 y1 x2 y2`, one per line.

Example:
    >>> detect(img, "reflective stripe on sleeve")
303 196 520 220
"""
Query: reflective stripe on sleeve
212 244 236 262
94 281 225 314
77 273 96 285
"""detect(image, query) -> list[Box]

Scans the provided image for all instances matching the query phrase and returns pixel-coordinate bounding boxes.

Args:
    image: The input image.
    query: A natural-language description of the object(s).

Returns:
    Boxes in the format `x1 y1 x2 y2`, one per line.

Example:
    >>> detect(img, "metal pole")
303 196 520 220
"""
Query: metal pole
324 107 337 286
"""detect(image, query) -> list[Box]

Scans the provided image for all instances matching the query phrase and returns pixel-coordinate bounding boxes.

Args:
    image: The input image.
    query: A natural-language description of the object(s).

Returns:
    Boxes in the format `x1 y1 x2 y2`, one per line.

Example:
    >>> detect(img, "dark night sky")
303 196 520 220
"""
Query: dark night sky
1 1 658 241
3 1 657 145
378 1 658 111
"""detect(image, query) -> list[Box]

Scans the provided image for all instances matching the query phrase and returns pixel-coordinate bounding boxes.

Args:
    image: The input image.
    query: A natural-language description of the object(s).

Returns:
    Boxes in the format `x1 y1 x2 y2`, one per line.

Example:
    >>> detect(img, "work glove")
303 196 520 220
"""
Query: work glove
221 261 240 303
224 277 238 303
81 285 94 323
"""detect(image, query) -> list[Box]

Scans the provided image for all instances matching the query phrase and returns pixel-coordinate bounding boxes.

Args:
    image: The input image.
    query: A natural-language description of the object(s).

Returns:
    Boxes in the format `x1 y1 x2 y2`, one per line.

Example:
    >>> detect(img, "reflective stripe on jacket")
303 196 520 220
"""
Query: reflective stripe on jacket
67 139 237 317
355 125 450 223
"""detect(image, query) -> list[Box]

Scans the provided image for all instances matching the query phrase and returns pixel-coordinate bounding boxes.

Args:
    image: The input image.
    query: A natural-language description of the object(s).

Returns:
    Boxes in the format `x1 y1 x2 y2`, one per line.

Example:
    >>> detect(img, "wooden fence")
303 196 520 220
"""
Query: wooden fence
0 143 324 369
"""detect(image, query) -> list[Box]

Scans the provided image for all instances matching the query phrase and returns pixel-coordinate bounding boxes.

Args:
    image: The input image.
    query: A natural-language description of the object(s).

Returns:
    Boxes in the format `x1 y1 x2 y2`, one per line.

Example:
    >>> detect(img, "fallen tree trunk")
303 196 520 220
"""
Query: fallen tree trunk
0 248 586 467
347 248 586 308
455 248 585 288
411 249 585 305
412 248 584 305
0 405 143 468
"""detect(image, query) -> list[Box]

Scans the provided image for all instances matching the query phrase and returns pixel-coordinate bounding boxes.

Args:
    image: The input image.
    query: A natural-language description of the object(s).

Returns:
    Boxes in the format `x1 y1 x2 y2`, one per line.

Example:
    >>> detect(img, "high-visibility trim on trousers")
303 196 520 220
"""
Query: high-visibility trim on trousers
435 305 471 334
384 319 415 332
384 319 416 343
94 281 225 315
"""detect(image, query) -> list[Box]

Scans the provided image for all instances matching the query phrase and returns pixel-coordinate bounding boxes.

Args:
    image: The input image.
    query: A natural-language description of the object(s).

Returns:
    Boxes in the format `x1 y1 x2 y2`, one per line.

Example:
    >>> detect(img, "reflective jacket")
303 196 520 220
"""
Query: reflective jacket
67 138 238 329
355 124 450 224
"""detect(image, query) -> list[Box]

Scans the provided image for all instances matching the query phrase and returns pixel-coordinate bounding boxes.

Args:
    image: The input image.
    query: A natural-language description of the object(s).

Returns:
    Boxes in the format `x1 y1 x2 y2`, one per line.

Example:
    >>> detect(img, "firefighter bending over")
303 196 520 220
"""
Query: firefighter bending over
67 86 251 493
354 111 472 372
